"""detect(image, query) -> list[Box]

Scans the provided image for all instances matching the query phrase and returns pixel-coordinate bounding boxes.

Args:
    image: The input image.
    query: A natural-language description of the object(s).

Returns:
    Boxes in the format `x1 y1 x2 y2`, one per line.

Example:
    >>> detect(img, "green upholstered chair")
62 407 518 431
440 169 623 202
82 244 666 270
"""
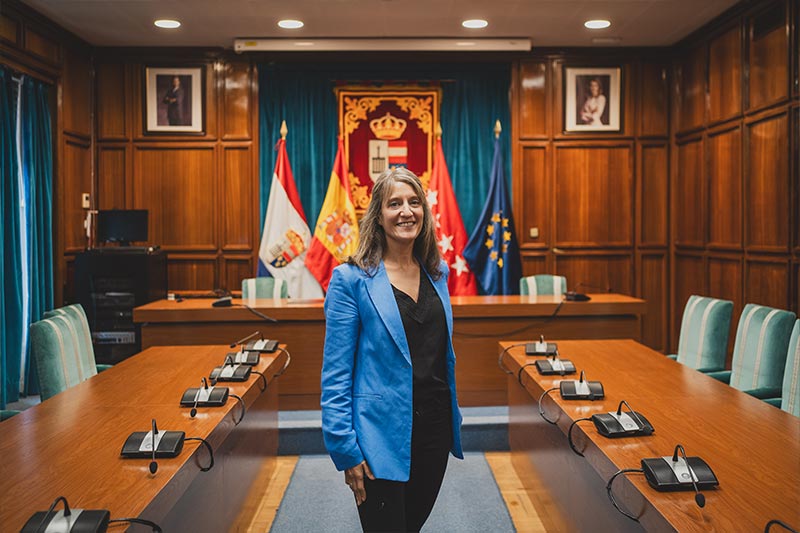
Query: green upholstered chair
667 295 733 372
519 275 568 296
44 304 111 372
29 314 101 401
1 410 20 421
707 304 796 399
242 277 289 299
765 320 800 416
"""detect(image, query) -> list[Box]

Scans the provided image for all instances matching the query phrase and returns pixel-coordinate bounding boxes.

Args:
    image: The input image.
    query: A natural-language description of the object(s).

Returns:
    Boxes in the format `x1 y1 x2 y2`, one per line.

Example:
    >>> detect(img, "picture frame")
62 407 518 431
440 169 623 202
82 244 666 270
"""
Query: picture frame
564 67 622 133
144 66 204 134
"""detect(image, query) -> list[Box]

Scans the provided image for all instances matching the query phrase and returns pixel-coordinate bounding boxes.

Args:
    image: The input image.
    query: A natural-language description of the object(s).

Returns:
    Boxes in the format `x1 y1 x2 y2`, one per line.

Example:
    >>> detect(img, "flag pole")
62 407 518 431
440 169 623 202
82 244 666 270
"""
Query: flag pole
280 120 288 140
494 119 501 139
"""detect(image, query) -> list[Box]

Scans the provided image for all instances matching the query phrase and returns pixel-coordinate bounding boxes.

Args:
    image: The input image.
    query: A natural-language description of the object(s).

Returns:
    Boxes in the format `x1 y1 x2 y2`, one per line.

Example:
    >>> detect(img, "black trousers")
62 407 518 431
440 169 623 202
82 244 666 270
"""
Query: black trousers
357 405 452 533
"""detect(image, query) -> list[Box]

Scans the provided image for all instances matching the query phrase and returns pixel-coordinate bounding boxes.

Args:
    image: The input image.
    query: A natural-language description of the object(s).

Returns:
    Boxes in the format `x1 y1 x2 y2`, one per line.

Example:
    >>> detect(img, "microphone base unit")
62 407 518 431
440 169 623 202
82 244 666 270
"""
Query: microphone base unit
121 430 185 458
210 364 252 382
229 351 260 366
525 342 558 356
244 338 279 353
592 411 654 437
641 456 719 492
535 358 576 375
180 386 229 407
21 509 110 533
559 380 605 400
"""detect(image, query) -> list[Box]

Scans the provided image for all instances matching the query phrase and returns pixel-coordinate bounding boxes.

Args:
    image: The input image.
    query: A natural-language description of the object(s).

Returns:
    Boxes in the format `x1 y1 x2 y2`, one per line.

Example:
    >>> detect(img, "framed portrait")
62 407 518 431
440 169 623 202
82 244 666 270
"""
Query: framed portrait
144 66 204 134
564 67 622 133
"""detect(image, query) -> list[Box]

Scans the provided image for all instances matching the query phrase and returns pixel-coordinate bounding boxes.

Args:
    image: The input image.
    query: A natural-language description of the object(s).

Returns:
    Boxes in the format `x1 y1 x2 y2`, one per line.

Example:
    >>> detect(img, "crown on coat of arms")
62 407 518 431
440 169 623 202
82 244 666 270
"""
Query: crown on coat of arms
369 112 407 140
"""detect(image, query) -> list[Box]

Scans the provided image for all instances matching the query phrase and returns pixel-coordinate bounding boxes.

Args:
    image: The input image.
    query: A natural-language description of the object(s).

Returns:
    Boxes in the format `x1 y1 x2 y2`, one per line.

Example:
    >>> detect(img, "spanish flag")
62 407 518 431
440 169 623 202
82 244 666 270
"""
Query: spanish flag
306 138 359 291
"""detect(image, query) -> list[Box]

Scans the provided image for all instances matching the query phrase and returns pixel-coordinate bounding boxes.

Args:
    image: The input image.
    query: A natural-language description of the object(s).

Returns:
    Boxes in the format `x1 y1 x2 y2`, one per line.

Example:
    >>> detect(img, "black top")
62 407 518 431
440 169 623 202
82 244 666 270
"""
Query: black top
392 271 451 413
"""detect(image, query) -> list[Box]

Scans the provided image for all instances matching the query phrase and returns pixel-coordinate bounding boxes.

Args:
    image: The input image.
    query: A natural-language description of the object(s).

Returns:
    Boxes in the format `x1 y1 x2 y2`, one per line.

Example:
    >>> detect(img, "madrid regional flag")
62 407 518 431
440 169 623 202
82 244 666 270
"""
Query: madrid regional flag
258 130 324 298
306 138 359 291
427 133 478 295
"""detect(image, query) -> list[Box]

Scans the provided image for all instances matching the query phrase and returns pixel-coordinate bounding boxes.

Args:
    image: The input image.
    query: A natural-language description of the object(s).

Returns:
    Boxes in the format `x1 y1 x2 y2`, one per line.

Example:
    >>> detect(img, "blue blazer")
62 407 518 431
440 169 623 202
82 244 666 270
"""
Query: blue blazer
321 260 464 482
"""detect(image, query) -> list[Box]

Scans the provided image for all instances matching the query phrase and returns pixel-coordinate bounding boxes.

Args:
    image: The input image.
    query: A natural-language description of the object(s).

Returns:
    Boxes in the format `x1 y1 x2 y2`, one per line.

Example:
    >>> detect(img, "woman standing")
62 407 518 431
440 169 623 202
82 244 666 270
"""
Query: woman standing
321 167 463 532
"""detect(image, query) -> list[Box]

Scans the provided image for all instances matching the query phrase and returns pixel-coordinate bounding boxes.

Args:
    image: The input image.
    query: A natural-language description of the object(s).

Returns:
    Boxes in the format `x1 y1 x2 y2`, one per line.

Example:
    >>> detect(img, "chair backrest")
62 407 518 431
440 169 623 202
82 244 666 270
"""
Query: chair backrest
729 304 796 393
781 320 800 417
242 277 288 299
44 304 95 361
519 275 567 296
30 315 98 401
675 295 733 371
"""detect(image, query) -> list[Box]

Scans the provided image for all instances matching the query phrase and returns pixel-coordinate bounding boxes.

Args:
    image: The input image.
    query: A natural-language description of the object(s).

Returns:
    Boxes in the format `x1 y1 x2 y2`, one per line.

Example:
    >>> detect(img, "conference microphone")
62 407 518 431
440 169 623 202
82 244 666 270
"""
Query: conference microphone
149 418 159 474
673 444 704 507
559 370 605 400
190 377 209 418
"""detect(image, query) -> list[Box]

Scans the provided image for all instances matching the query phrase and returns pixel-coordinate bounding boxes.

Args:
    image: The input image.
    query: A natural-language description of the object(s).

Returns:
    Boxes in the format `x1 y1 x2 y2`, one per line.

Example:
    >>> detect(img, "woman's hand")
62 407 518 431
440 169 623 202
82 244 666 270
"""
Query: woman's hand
344 460 374 505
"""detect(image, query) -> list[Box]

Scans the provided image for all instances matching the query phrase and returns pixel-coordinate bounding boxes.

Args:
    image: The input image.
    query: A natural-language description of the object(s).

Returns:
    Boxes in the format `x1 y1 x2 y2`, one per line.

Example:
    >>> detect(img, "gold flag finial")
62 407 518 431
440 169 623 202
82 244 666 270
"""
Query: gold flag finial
436 122 443 139
280 120 288 140
494 120 502 138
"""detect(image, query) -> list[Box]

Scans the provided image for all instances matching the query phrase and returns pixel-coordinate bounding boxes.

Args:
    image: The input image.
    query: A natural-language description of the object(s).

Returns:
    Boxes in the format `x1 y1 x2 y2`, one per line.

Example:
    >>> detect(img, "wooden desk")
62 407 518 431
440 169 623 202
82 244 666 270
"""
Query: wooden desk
134 294 645 409
0 345 288 532
502 339 800 533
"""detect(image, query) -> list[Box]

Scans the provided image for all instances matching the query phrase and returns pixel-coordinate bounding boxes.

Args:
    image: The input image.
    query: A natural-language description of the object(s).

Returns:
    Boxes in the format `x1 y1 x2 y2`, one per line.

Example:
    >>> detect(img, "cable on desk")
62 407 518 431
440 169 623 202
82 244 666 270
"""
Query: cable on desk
567 417 592 457
273 346 291 378
537 387 560 425
453 300 564 339
108 518 163 532
185 437 214 472
497 342 527 375
606 468 644 522
252 370 268 392
229 393 246 426
765 520 800 533
516 362 538 386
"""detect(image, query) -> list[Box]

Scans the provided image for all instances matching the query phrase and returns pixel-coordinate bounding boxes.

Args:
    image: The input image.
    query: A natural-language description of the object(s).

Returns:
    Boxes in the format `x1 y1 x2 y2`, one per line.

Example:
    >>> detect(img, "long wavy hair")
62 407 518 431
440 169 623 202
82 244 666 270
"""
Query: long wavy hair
348 167 442 280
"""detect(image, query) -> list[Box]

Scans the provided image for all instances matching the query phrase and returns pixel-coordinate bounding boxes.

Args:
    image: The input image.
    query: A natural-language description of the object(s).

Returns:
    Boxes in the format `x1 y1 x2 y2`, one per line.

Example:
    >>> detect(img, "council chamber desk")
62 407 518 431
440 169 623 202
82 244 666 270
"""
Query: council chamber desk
134 294 646 410
0 345 288 532
502 339 800 533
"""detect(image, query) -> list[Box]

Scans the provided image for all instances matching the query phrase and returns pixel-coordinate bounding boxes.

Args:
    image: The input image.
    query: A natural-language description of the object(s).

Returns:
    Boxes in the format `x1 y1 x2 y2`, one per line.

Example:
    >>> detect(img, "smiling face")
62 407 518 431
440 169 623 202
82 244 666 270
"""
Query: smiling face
380 180 424 247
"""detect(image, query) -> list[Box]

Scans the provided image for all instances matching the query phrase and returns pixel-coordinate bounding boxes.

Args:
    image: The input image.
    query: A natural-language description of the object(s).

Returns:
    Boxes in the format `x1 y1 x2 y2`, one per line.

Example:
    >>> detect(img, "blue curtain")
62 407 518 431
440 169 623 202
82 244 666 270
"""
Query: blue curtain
20 76 54 395
257 62 510 234
0 67 23 408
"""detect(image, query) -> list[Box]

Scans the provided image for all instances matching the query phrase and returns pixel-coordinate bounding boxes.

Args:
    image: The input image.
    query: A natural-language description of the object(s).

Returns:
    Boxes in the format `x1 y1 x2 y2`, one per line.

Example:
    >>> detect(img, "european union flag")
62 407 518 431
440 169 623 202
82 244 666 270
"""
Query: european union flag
463 133 522 295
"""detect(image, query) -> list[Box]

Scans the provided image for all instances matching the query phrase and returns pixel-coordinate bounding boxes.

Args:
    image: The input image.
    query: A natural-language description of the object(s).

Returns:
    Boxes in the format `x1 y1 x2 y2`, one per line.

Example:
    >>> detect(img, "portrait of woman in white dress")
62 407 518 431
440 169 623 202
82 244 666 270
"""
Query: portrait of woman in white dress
564 67 620 132
579 77 607 126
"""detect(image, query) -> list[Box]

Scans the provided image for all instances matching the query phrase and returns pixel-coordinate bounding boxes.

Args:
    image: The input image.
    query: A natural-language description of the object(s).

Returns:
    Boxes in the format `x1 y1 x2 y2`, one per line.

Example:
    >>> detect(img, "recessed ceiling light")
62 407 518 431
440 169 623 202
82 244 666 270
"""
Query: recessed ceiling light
584 20 611 29
154 19 181 29
462 19 488 29
278 19 304 29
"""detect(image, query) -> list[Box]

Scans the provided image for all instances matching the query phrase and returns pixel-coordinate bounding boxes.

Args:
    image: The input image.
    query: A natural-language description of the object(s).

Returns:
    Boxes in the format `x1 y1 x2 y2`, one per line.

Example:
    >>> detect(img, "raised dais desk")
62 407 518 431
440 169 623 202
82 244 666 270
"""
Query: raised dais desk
134 294 645 410
502 339 800 532
0 345 288 532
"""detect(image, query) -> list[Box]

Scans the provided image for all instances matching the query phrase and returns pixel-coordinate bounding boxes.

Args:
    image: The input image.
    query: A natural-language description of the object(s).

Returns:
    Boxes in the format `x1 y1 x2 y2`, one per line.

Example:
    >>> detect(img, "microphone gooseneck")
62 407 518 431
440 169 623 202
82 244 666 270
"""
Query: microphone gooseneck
673 444 704 507
230 331 262 349
149 418 159 474
33 496 71 533
190 379 204 418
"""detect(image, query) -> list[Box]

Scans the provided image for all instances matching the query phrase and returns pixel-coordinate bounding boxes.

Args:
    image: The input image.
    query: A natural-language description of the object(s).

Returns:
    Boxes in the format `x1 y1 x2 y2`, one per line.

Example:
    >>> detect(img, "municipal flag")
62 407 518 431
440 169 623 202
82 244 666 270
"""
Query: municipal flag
306 138 360 291
427 134 478 295
258 131 324 298
463 130 522 295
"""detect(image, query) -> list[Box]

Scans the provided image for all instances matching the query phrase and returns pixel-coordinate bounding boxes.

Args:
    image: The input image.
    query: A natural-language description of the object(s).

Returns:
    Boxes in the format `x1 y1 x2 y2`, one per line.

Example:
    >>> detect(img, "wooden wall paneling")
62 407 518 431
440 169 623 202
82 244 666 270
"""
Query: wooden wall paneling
520 253 548 278
554 144 633 247
707 254 743 364
222 145 253 251
707 125 742 249
222 256 254 293
747 1 789 111
637 252 668 352
133 145 217 251
672 254 706 352
222 60 252 141
0 13 20 45
518 61 548 139
745 256 790 309
678 46 707 133
97 146 127 209
132 61 218 141
62 137 91 252
61 46 91 137
638 143 668 247
518 144 549 250
673 136 705 247
708 26 742 125
794 105 799 252
166 255 218 291
638 60 669 137
745 110 790 251
96 62 127 140
23 26 59 65
554 253 633 296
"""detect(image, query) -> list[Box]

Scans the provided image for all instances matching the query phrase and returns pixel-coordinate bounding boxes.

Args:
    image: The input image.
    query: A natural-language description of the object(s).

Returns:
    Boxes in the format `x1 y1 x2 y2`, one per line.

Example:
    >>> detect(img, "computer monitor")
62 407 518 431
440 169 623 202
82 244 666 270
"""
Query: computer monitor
97 210 148 246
